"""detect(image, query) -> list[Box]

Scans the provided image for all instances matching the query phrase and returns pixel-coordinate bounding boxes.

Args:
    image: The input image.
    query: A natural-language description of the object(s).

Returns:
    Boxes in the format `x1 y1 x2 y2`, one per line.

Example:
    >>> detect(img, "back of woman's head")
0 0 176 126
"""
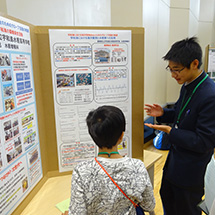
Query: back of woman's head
86 105 126 149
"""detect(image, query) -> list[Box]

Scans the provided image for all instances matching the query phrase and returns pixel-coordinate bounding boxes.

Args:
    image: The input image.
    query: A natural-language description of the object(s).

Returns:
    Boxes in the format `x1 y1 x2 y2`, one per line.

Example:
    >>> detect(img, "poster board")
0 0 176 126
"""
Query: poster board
0 16 43 215
35 26 144 174
49 29 132 172
205 46 215 82
0 13 145 215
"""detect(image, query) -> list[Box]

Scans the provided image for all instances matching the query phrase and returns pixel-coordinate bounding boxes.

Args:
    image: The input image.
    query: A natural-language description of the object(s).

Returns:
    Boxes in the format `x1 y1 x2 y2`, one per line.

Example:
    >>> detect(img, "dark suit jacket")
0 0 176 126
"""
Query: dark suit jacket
157 72 215 188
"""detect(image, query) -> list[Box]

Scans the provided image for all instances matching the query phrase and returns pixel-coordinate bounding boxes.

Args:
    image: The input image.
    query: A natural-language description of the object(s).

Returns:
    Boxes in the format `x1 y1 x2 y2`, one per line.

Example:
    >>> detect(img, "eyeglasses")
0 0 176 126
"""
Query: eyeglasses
166 66 185 74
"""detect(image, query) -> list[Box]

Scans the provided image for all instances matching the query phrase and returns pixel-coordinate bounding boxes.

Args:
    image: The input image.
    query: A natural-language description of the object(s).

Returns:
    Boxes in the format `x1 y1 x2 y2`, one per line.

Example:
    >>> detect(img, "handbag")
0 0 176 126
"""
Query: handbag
95 157 145 215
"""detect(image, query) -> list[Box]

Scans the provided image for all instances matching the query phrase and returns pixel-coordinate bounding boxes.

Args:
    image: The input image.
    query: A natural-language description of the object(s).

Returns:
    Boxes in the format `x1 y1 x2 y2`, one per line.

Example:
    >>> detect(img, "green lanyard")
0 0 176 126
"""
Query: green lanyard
98 151 119 157
176 74 208 124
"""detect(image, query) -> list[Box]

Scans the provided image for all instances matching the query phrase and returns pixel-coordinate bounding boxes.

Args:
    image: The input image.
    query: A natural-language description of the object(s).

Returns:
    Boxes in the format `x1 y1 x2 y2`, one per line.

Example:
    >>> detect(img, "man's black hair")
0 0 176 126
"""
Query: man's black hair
86 105 125 149
163 37 202 69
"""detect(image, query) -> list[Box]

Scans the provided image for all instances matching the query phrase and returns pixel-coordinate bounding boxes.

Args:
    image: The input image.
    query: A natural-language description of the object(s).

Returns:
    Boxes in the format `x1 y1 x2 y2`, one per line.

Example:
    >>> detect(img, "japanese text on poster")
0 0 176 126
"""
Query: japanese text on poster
0 16 42 215
49 30 132 172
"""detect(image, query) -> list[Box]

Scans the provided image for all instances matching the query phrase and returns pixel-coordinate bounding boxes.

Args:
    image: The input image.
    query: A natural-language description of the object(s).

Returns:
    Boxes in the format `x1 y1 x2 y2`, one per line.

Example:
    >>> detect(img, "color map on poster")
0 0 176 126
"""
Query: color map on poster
49 29 132 172
0 16 42 215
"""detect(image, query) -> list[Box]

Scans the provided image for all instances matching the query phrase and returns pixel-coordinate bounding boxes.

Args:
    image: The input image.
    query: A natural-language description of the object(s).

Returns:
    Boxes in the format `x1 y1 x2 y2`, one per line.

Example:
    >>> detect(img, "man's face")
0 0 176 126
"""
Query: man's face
167 61 196 84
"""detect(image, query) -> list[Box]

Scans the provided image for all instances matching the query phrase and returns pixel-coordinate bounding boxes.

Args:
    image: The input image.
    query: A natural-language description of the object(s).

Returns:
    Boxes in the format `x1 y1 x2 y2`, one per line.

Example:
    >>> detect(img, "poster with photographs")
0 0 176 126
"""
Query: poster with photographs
49 29 132 172
207 48 215 82
0 16 42 215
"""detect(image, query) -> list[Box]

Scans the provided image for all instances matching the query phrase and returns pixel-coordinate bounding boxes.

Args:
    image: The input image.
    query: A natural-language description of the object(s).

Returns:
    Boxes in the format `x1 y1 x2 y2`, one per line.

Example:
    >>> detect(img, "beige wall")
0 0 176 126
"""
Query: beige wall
6 0 111 26
142 0 215 105
111 0 142 27
213 1 215 46
167 0 215 102
75 0 111 26
198 0 215 63
0 0 7 13
3 0 215 113
142 0 170 110
6 0 74 26
167 1 193 103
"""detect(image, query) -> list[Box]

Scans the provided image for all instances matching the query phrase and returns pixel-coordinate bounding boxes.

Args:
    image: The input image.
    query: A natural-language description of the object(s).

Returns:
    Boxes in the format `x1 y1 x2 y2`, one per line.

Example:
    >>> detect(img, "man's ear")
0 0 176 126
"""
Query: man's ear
191 59 199 69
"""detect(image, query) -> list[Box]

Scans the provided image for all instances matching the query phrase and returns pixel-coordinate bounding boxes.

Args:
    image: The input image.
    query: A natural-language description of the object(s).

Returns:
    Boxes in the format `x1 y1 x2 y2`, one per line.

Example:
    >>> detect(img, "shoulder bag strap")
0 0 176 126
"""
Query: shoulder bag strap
95 157 138 208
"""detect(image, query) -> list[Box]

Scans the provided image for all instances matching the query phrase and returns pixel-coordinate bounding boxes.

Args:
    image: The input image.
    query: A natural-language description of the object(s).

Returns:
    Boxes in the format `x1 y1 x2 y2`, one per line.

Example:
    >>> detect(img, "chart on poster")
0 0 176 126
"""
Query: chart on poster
49 29 132 172
0 16 42 215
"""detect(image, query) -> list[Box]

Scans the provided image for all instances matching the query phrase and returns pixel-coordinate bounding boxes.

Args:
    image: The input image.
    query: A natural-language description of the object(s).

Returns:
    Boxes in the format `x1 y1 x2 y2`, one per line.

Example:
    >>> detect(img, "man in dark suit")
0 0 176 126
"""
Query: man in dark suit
145 37 215 215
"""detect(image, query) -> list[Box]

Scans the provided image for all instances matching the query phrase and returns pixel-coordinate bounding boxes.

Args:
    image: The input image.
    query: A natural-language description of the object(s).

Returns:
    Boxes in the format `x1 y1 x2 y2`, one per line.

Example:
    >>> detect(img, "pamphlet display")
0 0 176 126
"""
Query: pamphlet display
49 30 132 172
0 16 42 215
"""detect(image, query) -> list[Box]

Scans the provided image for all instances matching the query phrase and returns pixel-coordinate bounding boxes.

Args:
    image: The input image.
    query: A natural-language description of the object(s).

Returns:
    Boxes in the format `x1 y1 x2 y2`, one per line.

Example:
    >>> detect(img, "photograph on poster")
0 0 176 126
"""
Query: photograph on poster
0 152 2 168
4 119 12 131
7 145 22 163
14 136 21 148
13 117 19 127
119 139 127 150
22 113 34 127
3 117 19 141
23 130 36 150
29 148 39 165
55 69 93 105
112 47 127 63
0 53 10 66
4 128 13 142
1 69 12 81
56 73 75 88
4 97 15 112
3 83 13 97
0 94 3 114
13 126 19 136
94 48 110 63
93 43 128 66
117 136 128 156
4 124 20 142
22 177 29 192
76 73 92 86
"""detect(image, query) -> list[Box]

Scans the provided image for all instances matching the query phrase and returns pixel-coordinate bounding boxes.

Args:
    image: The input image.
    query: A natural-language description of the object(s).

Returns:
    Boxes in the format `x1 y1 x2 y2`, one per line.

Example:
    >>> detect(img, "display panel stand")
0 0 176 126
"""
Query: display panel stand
0 13 145 215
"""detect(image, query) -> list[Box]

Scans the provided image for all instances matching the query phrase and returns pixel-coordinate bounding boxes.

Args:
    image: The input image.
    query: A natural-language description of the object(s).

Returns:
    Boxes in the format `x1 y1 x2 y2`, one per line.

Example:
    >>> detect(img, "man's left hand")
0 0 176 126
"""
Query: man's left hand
145 123 172 134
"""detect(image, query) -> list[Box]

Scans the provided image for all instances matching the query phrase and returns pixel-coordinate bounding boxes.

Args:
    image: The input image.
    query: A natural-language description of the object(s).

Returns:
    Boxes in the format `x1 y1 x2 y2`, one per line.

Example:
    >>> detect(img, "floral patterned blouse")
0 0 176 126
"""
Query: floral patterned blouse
68 156 155 215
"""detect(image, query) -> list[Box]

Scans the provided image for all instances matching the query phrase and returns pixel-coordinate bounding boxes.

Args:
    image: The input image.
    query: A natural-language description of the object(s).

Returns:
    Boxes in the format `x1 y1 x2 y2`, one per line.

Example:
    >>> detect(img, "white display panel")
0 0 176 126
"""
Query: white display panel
0 16 42 215
207 48 215 82
49 29 132 172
